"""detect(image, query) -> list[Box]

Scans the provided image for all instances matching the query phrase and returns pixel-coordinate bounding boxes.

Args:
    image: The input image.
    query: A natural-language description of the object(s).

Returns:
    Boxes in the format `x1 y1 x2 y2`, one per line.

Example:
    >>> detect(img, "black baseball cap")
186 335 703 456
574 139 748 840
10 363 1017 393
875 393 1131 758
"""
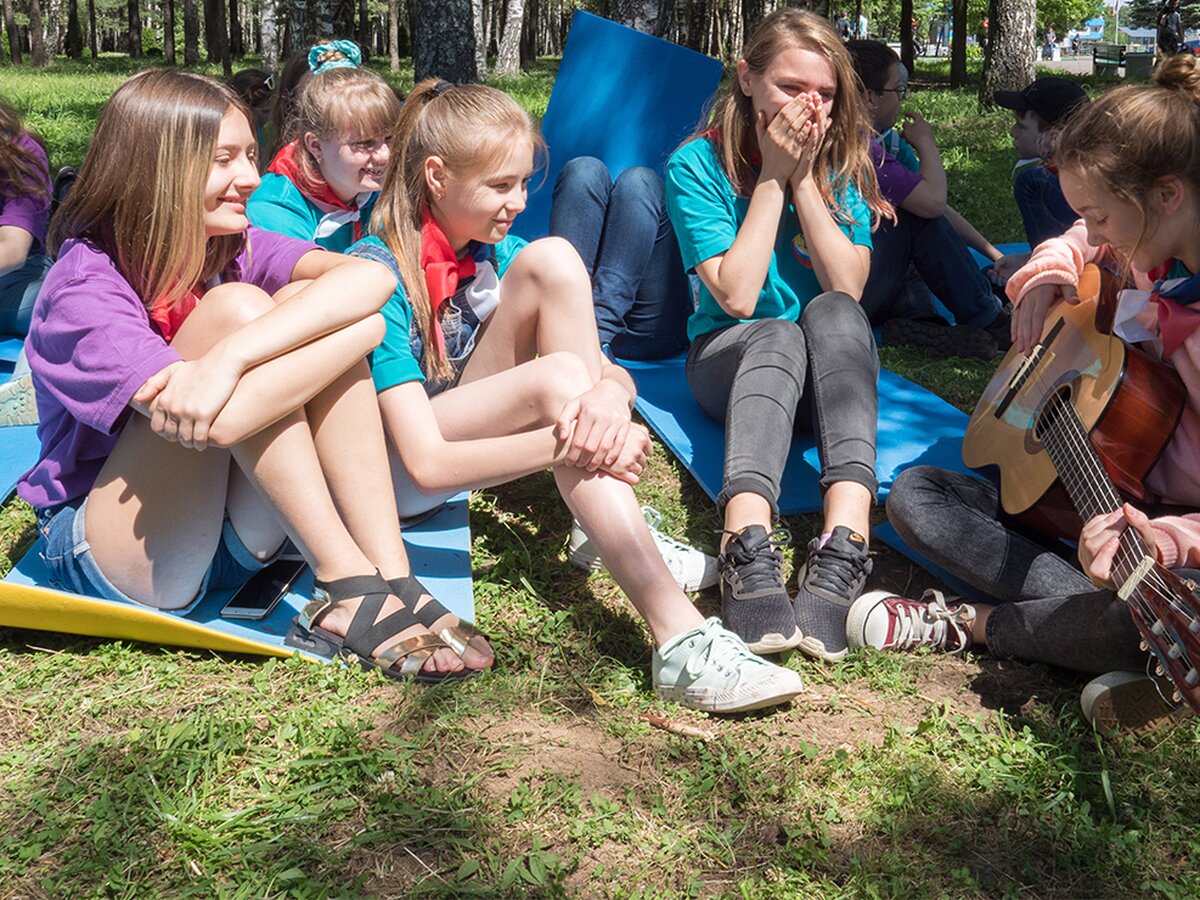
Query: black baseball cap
994 77 1088 125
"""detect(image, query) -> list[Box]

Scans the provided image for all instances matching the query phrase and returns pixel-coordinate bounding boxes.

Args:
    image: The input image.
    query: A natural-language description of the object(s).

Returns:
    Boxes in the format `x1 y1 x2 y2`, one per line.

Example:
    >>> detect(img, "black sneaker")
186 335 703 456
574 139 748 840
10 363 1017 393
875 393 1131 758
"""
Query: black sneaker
717 525 802 654
794 526 873 662
983 306 1013 352
1080 671 1196 737
881 317 998 360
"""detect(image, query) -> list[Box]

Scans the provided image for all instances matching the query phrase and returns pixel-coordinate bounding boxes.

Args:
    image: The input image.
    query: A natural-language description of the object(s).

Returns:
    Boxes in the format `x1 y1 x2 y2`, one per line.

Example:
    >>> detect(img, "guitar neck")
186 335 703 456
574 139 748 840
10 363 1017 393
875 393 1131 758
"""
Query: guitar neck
1039 392 1154 586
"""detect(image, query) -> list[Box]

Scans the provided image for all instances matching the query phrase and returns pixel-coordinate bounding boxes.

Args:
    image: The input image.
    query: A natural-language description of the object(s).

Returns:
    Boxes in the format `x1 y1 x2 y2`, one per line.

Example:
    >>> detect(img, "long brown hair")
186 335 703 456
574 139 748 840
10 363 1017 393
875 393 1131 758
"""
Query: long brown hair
50 69 250 312
371 79 544 381
1054 53 1200 269
690 8 890 228
0 100 48 204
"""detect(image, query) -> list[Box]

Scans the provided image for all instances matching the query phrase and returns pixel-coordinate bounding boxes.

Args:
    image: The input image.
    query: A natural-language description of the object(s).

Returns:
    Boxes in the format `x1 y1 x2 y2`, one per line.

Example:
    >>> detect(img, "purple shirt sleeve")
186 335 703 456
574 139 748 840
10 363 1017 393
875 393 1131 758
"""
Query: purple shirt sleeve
869 140 922 207
0 133 51 253
232 226 320 295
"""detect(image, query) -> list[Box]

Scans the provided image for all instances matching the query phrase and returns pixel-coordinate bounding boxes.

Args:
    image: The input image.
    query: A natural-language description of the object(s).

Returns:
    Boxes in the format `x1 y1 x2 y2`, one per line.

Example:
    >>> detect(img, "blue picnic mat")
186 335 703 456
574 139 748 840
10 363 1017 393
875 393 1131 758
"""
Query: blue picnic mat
515 11 724 241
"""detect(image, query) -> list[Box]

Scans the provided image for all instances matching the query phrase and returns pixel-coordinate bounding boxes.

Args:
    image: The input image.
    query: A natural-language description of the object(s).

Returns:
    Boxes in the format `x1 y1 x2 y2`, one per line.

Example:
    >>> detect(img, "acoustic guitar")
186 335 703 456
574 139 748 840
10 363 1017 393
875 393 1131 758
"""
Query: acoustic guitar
962 264 1200 713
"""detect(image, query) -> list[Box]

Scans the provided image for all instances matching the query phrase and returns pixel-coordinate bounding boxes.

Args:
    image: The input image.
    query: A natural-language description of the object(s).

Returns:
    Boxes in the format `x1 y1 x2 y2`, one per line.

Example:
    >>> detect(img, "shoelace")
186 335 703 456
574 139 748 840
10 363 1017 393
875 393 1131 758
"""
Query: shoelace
806 537 869 596
890 590 972 651
721 526 790 593
641 506 698 558
683 618 766 682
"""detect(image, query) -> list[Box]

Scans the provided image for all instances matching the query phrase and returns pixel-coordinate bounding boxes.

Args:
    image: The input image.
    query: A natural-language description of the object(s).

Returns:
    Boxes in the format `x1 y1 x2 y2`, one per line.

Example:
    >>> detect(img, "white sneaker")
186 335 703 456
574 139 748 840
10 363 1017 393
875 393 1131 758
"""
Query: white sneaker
1080 671 1195 736
568 506 719 592
0 373 36 427
653 617 805 713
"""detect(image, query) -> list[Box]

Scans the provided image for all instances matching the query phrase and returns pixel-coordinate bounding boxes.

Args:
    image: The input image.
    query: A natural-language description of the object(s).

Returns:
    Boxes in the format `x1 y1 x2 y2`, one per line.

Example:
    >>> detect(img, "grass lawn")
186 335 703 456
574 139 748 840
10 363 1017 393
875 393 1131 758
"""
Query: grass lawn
2 56 1197 898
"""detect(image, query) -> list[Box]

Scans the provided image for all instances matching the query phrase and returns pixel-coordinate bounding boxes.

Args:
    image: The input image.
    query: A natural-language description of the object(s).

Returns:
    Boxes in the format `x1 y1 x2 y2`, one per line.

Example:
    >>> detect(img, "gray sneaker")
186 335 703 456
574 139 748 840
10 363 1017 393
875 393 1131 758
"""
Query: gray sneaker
717 525 802 654
0 373 36 427
1080 671 1195 737
794 526 873 662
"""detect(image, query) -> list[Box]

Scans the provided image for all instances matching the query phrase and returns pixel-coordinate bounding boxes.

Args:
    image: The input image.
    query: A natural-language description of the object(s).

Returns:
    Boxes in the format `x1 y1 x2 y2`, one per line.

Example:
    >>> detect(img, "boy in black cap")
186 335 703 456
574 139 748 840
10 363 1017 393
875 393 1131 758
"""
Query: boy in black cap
994 77 1089 251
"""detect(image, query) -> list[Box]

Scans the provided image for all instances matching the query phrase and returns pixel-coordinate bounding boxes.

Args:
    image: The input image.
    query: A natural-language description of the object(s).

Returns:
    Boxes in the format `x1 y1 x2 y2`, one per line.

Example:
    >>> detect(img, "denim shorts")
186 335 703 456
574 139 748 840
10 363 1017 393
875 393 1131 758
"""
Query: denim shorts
36 497 277 613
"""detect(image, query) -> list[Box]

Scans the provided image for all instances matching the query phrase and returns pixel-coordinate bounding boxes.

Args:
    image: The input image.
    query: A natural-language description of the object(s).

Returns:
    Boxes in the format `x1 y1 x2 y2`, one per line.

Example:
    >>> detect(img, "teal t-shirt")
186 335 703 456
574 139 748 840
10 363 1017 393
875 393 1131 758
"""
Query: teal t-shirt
664 137 873 342
347 233 529 393
247 173 376 253
879 129 920 173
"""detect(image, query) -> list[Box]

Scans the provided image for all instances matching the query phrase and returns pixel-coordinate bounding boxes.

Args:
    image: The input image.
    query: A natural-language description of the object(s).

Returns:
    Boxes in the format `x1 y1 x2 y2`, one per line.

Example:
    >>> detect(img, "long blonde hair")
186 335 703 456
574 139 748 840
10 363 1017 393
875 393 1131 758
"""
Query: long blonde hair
294 67 402 186
50 69 249 312
693 8 890 228
1055 54 1200 269
372 79 544 381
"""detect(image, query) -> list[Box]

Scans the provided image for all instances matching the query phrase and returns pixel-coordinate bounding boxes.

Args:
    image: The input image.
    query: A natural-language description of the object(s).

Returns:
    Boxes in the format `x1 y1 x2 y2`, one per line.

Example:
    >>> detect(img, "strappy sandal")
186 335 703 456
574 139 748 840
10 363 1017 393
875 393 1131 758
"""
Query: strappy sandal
386 575 494 668
285 571 472 683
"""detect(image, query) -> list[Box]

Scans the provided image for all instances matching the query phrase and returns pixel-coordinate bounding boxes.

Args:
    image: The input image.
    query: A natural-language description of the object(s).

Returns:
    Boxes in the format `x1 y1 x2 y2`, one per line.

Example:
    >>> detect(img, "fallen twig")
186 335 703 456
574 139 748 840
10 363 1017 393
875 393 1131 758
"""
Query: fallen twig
639 712 716 741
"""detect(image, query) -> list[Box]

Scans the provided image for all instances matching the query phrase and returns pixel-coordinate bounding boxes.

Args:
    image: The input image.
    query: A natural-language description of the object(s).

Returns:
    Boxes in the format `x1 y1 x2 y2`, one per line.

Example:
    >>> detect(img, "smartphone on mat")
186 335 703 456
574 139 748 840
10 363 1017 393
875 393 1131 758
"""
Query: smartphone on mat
220 559 307 620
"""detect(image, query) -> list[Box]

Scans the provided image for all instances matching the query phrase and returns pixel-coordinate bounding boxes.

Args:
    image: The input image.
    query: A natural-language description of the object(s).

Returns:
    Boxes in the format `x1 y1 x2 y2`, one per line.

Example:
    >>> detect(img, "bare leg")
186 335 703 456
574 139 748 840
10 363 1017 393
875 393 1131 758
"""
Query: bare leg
721 493 774 552
822 481 872 539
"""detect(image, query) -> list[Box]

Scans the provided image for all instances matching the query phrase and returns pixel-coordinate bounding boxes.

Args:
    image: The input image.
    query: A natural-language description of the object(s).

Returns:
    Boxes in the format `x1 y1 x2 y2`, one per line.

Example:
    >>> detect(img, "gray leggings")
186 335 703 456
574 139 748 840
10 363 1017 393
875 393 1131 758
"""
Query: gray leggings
686 292 879 517
886 465 1198 674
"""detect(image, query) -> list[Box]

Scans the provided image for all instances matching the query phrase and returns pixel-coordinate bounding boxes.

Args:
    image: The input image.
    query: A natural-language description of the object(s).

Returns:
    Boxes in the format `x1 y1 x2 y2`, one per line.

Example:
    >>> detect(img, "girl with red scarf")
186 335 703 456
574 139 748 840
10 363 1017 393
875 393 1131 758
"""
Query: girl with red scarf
248 65 400 252
347 79 805 714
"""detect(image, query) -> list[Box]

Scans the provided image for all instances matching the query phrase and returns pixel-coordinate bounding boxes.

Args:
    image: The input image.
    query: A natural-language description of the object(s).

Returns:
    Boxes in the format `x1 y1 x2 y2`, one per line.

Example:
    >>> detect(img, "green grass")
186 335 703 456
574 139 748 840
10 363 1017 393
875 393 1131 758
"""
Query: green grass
3 56 1199 898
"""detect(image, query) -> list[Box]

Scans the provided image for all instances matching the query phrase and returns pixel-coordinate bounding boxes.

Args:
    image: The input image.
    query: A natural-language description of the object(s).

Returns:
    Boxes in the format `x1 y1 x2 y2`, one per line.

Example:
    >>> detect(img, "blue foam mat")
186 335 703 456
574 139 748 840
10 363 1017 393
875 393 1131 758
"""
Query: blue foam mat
1 494 475 654
0 336 21 375
515 11 723 241
621 352 971 515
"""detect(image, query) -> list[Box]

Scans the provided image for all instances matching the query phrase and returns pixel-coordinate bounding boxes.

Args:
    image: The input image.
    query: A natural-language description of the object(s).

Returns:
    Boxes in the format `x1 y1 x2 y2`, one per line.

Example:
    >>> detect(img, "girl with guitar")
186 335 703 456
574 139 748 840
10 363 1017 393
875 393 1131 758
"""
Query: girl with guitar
847 55 1200 736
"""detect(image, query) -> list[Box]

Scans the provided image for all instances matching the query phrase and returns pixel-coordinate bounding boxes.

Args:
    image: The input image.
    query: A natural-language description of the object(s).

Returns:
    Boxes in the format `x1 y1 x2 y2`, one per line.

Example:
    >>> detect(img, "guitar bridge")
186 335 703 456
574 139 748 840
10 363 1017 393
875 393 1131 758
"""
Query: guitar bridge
995 318 1066 420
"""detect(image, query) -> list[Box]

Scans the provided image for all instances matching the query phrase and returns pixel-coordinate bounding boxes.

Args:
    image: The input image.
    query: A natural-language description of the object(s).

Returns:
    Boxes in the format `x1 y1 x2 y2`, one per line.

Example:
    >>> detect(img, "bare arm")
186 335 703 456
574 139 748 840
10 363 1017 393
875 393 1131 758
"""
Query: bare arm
791 176 870 297
945 206 1001 262
0 225 34 275
897 113 947 218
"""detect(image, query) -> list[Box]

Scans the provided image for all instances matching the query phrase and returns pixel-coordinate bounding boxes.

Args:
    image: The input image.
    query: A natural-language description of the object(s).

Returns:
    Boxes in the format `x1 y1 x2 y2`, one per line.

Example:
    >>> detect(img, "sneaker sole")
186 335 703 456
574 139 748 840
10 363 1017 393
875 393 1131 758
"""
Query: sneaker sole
1082 673 1196 737
743 627 804 654
844 589 894 650
795 636 848 663
655 677 804 714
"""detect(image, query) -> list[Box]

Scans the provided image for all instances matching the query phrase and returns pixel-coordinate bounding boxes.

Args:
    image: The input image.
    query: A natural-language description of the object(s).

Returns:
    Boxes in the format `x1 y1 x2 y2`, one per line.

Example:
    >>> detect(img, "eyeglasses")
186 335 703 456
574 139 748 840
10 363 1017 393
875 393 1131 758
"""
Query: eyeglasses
879 85 909 101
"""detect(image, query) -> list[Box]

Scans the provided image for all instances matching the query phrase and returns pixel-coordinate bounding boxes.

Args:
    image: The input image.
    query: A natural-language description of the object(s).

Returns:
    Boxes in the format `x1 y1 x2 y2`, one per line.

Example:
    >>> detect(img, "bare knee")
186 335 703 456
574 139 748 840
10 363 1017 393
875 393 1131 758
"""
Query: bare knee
171 283 275 358
535 351 594 418
508 237 592 296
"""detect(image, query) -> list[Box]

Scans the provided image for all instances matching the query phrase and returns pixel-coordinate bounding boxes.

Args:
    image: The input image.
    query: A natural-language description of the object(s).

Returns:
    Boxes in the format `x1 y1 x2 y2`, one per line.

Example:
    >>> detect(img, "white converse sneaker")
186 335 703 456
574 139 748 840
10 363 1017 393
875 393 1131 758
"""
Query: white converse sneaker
846 589 975 655
653 617 804 713
0 373 36 427
568 506 718 592
1080 671 1195 737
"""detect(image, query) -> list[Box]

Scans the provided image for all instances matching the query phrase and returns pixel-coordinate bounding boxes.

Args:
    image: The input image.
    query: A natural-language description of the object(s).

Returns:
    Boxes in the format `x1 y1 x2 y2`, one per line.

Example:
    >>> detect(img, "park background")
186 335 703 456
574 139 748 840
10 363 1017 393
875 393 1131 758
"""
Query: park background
0 2 1198 897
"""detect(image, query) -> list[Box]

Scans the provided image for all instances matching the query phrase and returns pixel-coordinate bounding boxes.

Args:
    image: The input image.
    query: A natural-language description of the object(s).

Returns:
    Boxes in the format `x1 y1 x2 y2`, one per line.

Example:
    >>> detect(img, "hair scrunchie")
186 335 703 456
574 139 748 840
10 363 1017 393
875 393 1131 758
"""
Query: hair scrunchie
309 40 362 75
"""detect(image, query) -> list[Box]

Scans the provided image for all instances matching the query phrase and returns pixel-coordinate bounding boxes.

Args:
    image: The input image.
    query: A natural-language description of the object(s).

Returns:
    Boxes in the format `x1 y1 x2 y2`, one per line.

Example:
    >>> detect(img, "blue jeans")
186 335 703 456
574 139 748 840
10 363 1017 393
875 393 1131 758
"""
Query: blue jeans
1013 164 1077 247
886 466 1196 674
549 157 690 360
859 210 1002 329
37 497 278 612
686 293 879 517
0 253 51 337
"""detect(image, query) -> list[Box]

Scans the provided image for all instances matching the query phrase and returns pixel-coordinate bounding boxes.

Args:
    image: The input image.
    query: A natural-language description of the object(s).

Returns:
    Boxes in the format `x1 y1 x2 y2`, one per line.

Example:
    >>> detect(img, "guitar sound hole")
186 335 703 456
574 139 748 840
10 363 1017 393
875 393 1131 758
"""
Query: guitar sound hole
1032 385 1073 445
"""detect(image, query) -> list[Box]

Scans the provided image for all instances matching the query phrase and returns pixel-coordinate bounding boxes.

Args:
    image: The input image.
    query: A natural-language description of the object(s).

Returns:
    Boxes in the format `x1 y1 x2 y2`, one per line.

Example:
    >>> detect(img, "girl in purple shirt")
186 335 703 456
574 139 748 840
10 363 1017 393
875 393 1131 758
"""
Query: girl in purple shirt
0 99 52 337
19 69 493 682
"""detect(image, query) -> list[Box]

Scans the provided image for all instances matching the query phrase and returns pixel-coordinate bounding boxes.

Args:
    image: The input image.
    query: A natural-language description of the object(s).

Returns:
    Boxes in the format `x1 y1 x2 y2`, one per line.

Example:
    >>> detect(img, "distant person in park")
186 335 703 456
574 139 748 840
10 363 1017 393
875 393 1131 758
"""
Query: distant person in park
249 62 400 252
17 69 493 683
0 98 52 339
994 76 1089 250
229 68 275 160
847 40 1011 359
1159 0 1185 56
848 55 1200 736
347 79 803 713
664 10 891 662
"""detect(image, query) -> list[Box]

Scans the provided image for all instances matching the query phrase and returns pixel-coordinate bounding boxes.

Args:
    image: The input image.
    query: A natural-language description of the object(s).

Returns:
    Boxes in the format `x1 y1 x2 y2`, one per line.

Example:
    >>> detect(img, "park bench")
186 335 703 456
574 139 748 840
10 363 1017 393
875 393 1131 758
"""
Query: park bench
1093 41 1125 76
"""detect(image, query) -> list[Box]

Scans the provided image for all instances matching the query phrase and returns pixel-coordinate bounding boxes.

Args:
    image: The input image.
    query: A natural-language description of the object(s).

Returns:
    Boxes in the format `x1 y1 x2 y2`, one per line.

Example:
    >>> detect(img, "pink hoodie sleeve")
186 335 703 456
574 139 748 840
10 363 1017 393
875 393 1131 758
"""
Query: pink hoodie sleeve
1150 515 1200 570
1005 220 1096 306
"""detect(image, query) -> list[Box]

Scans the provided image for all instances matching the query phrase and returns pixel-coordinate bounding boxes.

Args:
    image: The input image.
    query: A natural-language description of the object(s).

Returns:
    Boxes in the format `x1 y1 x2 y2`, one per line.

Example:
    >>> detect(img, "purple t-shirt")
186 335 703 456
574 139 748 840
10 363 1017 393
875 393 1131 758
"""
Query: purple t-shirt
868 140 922 207
0 133 51 254
18 226 319 509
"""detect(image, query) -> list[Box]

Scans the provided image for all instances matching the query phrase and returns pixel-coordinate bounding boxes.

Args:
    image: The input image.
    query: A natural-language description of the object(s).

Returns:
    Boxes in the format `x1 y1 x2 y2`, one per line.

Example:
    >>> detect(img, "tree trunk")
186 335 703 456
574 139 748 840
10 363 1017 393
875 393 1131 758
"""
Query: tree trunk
287 0 309 55
980 0 1035 103
184 0 199 64
205 0 231 74
229 0 242 56
900 0 914 73
411 0 477 83
472 0 486 73
163 0 175 62
65 0 83 57
3 0 20 63
950 0 967 85
494 0 523 75
612 0 674 37
29 0 48 64
358 0 369 52
261 0 278 70
388 0 400 70
519 0 535 68
86 0 96 58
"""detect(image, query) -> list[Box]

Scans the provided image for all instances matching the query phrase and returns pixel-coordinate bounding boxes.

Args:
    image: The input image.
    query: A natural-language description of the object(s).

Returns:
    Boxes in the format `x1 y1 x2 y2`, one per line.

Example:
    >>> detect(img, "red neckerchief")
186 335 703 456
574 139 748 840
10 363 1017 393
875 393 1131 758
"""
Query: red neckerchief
704 127 762 168
1145 259 1200 358
149 286 202 343
420 205 475 355
267 140 363 240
